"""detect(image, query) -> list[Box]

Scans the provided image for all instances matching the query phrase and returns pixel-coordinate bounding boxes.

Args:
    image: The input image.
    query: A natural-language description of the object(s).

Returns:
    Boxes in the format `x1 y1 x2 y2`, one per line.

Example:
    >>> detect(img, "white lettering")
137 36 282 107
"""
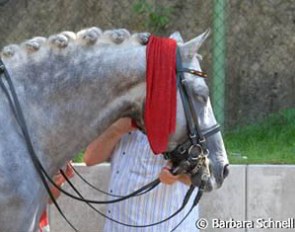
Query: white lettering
212 218 254 229
256 218 295 229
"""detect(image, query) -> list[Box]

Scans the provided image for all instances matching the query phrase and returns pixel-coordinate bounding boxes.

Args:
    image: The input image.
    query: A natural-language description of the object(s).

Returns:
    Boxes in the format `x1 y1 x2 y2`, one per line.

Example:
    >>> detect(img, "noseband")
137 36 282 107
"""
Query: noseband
164 48 221 187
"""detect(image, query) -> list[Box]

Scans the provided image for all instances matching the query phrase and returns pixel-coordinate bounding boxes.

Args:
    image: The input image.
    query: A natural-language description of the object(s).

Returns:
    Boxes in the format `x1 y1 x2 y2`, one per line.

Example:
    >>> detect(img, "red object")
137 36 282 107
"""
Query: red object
131 119 138 129
39 210 48 231
145 35 177 154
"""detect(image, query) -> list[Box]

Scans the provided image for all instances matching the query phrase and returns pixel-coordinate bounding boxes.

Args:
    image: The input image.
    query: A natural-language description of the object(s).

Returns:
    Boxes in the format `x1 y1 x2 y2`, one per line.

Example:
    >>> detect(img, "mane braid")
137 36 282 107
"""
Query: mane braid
0 27 151 59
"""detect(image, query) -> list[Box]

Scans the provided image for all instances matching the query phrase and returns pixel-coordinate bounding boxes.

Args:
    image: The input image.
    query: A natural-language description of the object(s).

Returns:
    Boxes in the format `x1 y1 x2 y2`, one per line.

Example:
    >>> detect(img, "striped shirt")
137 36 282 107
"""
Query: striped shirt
103 130 199 232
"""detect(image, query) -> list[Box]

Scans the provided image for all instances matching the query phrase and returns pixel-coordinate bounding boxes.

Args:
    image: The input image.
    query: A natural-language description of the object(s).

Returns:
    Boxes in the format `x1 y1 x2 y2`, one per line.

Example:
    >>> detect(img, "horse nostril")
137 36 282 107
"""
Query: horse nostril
223 164 229 179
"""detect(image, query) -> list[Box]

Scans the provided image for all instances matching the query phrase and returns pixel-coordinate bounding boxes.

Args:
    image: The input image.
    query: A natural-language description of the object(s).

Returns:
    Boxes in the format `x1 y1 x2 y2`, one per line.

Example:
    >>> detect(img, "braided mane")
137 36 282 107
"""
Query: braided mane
1 27 150 59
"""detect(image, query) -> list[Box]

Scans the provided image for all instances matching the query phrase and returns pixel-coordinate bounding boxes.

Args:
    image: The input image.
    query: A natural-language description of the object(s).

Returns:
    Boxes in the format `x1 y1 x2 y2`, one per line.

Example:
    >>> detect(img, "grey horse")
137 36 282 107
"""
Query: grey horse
0 27 228 232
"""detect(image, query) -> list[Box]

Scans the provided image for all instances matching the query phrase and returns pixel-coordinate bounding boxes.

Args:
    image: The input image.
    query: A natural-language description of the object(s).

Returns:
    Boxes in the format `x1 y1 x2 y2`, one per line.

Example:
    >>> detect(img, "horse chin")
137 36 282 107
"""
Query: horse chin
190 175 209 192
191 171 224 192
205 177 219 192
204 181 214 192
195 178 218 192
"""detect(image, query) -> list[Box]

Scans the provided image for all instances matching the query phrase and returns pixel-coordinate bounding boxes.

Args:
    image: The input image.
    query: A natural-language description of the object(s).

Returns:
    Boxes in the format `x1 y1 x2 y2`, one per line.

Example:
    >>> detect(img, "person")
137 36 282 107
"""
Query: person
39 162 74 232
84 118 199 232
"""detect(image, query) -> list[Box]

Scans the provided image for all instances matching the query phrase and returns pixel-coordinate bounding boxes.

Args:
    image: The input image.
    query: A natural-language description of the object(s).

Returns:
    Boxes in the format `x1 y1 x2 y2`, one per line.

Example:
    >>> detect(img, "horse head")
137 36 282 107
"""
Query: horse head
174 31 229 191
132 30 229 191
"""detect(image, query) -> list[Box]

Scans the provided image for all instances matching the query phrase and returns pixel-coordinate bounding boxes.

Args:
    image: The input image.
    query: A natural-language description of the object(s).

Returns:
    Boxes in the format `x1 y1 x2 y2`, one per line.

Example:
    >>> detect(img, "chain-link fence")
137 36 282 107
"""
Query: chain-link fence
0 0 294 130
225 0 294 129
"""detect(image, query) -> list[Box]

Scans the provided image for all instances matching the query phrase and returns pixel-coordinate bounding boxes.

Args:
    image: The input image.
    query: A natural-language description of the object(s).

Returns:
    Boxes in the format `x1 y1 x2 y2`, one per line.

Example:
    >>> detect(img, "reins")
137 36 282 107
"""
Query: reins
0 60 79 232
61 169 202 229
71 164 157 198
71 164 123 197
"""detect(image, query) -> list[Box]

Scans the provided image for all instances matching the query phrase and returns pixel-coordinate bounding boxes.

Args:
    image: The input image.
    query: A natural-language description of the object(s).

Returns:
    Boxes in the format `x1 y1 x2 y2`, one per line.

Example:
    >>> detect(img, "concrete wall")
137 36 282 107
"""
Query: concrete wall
49 164 295 232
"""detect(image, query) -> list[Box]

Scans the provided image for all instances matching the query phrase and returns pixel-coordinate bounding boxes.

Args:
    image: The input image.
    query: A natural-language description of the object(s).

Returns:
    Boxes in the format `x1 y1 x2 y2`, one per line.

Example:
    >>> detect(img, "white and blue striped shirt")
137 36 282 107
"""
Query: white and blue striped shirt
103 130 199 232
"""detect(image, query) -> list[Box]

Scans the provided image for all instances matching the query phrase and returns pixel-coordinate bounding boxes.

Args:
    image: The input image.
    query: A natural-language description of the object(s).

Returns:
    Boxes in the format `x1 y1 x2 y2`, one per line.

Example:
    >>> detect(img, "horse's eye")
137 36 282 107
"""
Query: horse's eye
197 95 208 104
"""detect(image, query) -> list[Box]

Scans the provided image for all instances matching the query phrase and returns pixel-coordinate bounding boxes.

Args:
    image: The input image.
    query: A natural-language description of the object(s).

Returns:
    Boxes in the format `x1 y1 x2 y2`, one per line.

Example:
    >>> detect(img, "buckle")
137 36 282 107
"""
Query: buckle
179 68 208 78
178 146 187 154
198 136 206 144
203 148 209 156
188 144 202 160
189 133 197 139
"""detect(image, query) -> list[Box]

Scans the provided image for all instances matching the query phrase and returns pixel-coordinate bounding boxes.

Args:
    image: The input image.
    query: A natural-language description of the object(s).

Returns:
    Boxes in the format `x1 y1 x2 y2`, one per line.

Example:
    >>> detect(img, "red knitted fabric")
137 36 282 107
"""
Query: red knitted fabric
145 35 177 154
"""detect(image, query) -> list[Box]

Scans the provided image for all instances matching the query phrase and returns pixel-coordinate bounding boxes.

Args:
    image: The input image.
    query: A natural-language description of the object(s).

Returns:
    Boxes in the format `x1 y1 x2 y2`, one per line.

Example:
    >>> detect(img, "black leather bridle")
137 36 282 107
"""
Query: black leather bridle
0 46 220 231
164 48 221 186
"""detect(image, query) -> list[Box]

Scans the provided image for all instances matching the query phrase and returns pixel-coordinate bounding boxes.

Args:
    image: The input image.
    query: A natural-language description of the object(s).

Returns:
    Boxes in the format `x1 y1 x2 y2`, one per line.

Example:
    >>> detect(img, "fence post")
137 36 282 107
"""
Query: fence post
212 0 226 129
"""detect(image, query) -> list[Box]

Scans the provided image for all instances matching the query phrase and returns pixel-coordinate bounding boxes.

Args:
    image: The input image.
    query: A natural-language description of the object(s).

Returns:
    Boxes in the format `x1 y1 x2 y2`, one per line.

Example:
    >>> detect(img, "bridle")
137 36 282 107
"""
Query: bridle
164 48 221 186
0 45 220 231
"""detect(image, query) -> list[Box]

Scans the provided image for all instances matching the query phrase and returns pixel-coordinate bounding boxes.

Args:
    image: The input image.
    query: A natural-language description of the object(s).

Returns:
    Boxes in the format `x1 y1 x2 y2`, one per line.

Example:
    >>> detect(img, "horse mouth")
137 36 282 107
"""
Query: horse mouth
193 176 214 191
206 163 229 191
191 163 229 192
191 176 214 192
204 181 214 192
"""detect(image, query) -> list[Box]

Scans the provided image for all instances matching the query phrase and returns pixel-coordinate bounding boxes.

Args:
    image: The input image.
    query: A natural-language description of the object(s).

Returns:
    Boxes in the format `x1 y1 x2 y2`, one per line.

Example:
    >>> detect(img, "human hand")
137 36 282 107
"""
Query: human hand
159 162 191 186
159 167 179 185
48 162 74 204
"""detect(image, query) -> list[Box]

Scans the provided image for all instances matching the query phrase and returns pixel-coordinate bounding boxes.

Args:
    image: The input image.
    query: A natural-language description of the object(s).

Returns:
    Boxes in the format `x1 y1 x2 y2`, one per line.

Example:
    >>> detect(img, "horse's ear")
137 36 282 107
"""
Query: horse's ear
169 31 184 44
180 29 210 57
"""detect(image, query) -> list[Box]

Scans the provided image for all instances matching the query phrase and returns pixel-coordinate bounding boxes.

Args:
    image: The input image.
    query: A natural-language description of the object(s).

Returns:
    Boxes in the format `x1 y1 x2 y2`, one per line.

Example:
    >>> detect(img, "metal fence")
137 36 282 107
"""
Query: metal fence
223 0 294 129
0 0 294 129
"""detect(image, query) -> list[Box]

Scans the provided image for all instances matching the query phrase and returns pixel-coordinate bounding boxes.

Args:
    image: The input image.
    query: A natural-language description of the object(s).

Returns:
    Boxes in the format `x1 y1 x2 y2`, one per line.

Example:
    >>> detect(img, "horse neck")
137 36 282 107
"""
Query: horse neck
2 44 146 173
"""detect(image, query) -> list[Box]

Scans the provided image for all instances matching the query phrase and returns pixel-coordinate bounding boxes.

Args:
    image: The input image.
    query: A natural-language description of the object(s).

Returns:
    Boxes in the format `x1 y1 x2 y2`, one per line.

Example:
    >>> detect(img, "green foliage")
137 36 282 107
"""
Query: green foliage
73 150 84 163
225 108 295 164
132 0 172 33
